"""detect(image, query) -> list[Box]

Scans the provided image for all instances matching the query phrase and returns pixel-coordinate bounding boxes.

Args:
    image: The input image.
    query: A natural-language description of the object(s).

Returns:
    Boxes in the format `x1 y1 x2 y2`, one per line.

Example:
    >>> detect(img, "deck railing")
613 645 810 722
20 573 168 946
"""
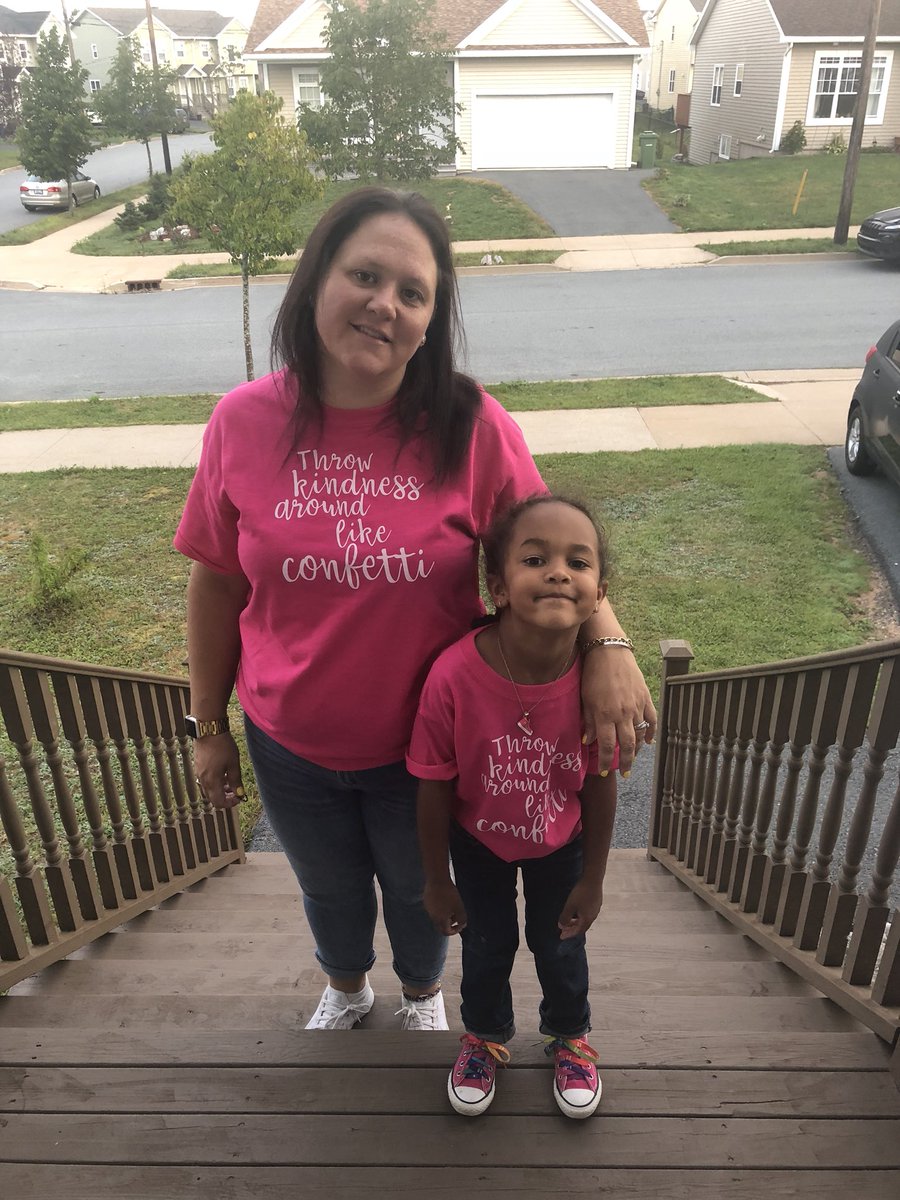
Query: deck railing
649 638 900 1044
0 649 244 990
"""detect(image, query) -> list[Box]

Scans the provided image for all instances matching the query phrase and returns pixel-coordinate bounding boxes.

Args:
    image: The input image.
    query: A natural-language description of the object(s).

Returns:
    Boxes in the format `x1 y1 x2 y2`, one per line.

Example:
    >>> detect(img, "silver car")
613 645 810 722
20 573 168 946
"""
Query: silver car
19 170 101 211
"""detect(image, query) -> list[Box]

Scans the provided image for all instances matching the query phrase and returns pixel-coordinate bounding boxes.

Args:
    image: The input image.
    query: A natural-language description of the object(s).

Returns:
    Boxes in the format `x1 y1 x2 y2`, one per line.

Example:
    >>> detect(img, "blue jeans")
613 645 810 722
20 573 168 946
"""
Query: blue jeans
449 822 591 1043
245 717 447 989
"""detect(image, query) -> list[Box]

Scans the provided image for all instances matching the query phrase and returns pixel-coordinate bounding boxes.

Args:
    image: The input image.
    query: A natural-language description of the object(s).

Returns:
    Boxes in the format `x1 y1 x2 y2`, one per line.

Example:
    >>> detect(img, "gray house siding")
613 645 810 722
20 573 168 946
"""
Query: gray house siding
689 0 785 164
72 14 123 98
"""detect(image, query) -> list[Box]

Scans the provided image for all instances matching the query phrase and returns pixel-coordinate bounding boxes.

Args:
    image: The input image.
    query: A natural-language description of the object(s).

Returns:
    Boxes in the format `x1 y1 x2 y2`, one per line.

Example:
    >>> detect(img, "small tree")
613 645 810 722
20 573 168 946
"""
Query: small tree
95 37 178 177
299 0 462 181
16 29 94 206
169 91 321 380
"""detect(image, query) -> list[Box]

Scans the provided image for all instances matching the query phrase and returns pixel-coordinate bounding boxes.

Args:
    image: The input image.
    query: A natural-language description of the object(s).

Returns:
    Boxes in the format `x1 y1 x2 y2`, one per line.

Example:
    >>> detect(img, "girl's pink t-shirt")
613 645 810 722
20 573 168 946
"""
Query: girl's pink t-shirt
174 370 544 769
407 629 602 862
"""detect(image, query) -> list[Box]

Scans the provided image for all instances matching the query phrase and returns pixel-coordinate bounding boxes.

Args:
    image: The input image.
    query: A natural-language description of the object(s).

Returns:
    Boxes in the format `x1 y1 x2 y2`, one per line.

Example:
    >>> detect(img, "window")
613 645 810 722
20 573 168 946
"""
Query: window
734 64 743 97
90 42 99 59
295 67 321 108
200 40 210 57
811 52 890 122
671 25 675 41
718 133 732 160
158 48 167 62
711 64 723 106
18 40 28 60
141 45 151 64
89 78 101 92
668 68 676 94
176 41 185 57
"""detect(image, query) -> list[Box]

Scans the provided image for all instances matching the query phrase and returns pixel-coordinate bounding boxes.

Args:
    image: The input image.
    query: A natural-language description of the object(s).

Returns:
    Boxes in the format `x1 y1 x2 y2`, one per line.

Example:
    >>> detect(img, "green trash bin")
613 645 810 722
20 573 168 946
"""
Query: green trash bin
638 131 658 168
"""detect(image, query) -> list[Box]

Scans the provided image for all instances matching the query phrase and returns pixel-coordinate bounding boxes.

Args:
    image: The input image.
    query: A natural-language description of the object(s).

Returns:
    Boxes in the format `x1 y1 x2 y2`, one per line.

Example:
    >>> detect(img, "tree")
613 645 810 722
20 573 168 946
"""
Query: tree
0 35 21 137
16 28 94 206
95 37 179 177
298 0 462 181
169 91 321 381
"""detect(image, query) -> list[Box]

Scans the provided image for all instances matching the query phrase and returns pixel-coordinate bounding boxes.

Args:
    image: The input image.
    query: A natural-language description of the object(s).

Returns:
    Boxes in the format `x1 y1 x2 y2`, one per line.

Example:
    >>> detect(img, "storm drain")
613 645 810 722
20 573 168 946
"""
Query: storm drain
125 280 162 293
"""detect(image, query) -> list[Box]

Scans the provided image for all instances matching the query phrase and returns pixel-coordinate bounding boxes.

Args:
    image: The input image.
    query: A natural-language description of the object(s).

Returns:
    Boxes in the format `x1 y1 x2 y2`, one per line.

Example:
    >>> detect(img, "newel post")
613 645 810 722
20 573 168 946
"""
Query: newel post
648 639 694 857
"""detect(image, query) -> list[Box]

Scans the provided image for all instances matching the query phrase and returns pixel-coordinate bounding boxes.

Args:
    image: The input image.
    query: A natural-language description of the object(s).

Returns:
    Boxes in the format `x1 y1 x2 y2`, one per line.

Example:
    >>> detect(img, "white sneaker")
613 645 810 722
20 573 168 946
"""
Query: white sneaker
397 989 449 1030
305 982 375 1030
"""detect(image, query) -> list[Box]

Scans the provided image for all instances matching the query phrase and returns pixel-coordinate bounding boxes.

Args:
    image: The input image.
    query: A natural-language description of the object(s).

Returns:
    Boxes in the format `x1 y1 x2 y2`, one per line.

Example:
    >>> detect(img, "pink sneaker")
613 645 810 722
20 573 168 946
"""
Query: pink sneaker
548 1037 602 1119
447 1034 511 1117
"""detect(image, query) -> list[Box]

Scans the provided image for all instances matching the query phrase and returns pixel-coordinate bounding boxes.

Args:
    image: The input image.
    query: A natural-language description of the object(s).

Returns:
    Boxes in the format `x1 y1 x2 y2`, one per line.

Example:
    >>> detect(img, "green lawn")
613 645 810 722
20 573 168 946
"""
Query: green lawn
645 151 900 231
164 248 561 279
72 176 556 257
0 445 875 880
700 237 861 256
0 376 759 430
0 147 19 171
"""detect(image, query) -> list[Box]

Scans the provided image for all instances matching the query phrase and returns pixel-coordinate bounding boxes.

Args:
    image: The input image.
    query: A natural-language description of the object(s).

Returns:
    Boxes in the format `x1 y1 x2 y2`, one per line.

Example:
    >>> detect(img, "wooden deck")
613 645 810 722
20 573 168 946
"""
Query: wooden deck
1 848 898 1198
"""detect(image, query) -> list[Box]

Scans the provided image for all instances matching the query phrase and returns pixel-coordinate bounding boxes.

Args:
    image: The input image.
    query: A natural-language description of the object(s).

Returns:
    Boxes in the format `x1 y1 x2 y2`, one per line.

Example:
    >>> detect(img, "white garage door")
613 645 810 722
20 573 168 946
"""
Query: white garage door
473 93 615 169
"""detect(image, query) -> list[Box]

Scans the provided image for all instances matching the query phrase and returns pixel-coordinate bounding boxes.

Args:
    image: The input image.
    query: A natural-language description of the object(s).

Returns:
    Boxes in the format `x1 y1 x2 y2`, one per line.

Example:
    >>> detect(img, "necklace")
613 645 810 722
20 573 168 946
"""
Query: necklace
496 633 576 737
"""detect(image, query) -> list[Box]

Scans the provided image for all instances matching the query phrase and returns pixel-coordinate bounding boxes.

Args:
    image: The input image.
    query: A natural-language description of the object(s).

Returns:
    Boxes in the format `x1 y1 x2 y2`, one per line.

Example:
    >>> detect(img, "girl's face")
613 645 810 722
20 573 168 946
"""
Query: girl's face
488 502 605 633
314 212 438 406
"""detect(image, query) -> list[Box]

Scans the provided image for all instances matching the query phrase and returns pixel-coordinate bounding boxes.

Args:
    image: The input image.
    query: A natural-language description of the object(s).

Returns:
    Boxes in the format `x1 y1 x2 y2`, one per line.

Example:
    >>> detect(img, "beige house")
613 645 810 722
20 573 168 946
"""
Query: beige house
0 5 63 98
71 8 257 113
246 0 649 170
689 0 900 164
646 0 703 112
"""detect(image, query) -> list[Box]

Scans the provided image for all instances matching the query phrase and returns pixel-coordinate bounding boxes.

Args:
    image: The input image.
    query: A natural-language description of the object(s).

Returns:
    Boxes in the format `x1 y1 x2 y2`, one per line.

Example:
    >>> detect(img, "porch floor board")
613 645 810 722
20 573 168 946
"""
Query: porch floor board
1 850 897 1198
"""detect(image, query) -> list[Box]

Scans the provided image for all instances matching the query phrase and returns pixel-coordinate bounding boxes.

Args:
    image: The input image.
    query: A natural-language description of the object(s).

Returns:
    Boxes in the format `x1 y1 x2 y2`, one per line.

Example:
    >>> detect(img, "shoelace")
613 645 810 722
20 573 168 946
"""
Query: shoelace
545 1036 600 1084
314 993 369 1027
459 1035 511 1079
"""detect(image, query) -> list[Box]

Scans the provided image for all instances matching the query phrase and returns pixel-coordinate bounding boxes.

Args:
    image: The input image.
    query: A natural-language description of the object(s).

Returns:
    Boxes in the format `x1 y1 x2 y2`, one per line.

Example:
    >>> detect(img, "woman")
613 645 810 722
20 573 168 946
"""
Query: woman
174 187 655 1032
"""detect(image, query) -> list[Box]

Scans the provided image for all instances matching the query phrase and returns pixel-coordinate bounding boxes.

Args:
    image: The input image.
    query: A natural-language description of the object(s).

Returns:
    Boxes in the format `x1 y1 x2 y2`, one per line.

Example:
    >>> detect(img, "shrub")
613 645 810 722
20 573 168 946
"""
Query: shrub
138 172 172 222
824 132 846 155
28 533 88 615
779 120 807 154
114 200 143 231
671 193 691 208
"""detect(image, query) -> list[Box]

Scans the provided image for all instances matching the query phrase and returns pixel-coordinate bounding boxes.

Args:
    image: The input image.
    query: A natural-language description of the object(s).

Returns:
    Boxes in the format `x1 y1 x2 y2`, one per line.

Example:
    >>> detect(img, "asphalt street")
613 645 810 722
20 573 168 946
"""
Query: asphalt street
3 258 899 402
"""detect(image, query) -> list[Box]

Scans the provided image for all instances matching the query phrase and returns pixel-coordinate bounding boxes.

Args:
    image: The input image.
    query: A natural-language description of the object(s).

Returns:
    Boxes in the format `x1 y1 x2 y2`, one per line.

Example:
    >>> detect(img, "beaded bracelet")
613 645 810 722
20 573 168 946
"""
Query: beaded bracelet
581 636 635 657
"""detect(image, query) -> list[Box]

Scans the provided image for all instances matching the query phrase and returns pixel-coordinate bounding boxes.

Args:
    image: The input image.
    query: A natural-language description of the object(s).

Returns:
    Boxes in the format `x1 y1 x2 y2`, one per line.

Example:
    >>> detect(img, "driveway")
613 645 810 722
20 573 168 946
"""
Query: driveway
468 168 678 236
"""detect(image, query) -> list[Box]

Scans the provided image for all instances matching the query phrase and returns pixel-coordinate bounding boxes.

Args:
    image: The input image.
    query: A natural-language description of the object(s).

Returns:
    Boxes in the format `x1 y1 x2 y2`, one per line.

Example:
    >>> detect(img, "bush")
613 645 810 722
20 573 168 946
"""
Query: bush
114 200 143 231
779 120 807 154
824 132 847 155
28 533 88 615
138 171 172 222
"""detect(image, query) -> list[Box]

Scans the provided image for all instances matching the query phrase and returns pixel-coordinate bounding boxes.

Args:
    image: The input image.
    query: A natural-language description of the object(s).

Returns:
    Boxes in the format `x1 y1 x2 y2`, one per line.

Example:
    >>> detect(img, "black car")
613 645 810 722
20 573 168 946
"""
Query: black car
845 319 900 488
857 206 900 262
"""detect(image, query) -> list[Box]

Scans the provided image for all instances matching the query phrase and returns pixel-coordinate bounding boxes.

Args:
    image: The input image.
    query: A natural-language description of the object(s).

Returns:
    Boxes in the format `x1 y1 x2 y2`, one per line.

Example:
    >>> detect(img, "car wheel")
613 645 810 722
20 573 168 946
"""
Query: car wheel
845 405 877 476
92 186 101 201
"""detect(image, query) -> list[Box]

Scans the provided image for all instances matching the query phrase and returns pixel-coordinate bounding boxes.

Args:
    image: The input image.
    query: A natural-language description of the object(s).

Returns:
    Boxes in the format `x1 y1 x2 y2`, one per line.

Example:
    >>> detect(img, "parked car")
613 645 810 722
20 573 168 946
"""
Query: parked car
170 107 189 133
19 171 101 211
856 206 900 263
844 318 900 489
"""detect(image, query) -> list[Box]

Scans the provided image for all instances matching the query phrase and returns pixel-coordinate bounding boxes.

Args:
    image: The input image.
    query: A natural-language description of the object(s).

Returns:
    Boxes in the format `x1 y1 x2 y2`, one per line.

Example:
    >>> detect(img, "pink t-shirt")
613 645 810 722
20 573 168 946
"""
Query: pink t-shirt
407 629 603 862
174 370 545 769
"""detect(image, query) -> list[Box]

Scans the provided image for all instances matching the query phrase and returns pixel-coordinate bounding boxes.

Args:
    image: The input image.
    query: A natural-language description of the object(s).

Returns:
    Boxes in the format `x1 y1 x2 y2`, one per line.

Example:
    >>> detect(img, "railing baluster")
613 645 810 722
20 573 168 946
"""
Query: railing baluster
728 676 772 903
675 684 702 861
871 907 900 1008
759 669 820 924
119 680 178 880
685 682 714 871
649 641 694 852
0 871 28 962
704 679 740 882
139 682 197 873
844 770 900 988
156 683 209 864
0 752 57 946
667 685 690 855
0 667 82 932
691 681 723 875
714 677 759 893
774 666 847 938
740 674 796 914
796 662 879 952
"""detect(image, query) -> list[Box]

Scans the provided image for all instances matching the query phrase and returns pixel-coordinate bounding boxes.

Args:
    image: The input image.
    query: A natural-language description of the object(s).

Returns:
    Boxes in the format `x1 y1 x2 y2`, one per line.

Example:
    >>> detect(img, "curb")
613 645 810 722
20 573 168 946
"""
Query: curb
708 251 857 266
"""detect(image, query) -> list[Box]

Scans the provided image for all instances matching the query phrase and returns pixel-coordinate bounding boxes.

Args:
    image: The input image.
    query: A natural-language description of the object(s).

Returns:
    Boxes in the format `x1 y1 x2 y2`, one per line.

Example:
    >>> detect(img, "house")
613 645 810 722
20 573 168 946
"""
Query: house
0 5 63 99
245 0 649 171
70 7 257 113
646 0 703 113
689 0 900 164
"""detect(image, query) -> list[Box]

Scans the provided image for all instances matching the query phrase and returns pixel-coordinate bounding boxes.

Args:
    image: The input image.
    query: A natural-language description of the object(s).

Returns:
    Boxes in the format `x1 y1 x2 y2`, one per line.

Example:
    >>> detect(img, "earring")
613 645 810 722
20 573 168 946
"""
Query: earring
420 334 426 346
593 601 600 612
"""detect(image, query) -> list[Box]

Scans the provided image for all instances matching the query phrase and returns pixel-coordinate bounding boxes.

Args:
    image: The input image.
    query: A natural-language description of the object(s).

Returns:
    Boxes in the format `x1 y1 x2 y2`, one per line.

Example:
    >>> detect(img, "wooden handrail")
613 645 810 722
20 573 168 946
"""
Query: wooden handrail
0 649 244 990
649 639 900 1044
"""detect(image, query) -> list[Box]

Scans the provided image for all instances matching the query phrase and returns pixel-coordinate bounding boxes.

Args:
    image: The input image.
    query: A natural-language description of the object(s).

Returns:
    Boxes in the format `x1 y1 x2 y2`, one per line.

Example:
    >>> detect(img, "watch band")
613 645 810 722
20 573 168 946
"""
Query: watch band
185 714 230 739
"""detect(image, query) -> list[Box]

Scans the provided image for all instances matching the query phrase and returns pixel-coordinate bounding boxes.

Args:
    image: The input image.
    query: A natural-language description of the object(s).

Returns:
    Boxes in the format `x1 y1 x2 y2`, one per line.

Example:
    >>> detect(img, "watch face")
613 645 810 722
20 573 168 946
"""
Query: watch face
185 716 200 738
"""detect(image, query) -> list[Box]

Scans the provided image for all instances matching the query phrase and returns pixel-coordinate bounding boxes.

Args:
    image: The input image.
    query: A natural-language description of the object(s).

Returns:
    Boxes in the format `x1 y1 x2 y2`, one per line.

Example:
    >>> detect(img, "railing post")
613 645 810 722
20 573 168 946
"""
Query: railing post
648 639 693 857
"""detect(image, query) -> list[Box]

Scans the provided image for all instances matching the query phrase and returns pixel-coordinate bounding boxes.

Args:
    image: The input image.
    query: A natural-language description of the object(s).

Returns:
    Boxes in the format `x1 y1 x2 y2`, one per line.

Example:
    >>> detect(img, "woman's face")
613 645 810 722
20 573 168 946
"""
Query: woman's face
314 212 439 407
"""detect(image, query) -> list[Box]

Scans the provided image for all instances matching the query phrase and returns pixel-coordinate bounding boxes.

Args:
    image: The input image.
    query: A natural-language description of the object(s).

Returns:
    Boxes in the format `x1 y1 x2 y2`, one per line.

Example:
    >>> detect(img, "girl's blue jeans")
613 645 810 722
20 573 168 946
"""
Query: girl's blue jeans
245 717 447 989
449 821 591 1044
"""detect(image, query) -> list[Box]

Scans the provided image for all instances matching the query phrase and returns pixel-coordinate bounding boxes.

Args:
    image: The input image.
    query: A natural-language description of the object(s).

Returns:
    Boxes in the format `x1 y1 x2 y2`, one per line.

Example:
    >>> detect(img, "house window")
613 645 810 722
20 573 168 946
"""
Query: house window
668 68 676 94
295 67 321 108
90 42 99 59
158 48 167 62
734 64 743 97
718 134 732 160
671 25 675 41
200 40 210 57
89 78 101 92
711 64 723 106
18 40 28 60
811 52 889 122
141 45 151 64
176 41 185 57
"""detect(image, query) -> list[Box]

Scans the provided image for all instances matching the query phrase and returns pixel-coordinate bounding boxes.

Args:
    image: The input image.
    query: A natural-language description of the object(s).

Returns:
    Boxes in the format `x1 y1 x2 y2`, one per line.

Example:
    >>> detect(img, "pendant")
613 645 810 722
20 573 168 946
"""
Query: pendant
517 713 533 736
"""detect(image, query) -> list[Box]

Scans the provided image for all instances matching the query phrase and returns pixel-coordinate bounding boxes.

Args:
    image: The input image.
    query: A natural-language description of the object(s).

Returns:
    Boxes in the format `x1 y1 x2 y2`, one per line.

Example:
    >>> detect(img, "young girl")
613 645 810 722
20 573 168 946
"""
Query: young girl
408 495 619 1119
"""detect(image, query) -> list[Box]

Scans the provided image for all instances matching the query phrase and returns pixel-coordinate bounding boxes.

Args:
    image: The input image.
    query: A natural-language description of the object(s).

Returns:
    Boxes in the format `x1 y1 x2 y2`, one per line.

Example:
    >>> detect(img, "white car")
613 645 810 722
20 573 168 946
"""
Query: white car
19 171 101 211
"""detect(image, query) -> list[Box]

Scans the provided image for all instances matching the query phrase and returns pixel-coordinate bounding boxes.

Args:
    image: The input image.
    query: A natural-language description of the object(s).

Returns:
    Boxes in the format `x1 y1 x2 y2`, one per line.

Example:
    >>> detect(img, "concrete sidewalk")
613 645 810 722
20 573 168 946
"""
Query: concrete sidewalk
0 200 861 293
0 369 859 473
